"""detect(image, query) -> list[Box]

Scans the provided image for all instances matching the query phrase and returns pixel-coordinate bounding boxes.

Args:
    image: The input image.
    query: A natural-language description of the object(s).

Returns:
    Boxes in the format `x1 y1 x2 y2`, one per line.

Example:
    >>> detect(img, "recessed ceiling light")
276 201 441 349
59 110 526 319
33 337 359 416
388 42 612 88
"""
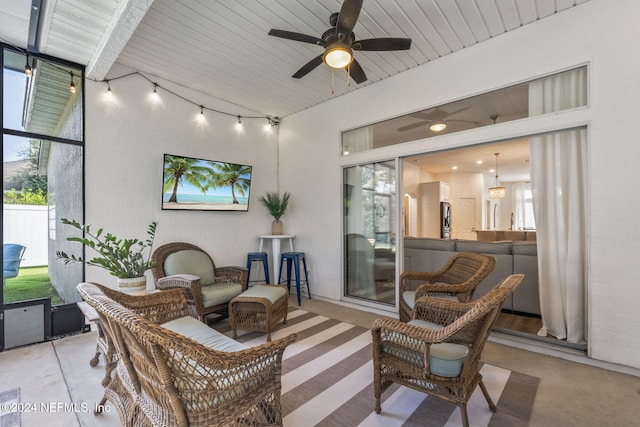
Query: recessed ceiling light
452 166 458 170
476 160 483 165
489 168 495 173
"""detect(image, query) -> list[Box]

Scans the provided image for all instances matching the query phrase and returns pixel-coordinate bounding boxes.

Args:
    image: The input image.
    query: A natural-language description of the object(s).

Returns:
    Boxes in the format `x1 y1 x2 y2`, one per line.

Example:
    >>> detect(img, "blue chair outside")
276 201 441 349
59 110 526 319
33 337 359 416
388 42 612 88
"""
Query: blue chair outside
278 252 310 306
246 252 270 286
3 243 26 283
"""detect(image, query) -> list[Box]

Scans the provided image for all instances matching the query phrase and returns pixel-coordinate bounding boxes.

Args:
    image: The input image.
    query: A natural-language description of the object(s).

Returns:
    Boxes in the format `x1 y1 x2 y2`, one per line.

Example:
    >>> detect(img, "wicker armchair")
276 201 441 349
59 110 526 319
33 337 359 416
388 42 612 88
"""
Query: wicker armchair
78 282 296 427
372 274 523 427
151 242 248 321
399 252 496 322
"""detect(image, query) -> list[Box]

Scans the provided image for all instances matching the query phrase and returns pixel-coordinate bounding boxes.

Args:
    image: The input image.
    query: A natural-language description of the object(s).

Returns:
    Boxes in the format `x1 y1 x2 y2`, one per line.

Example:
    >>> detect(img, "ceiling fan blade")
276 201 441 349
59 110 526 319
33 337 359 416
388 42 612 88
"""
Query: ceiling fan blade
268 29 326 46
447 119 484 127
353 38 412 51
348 58 367 84
409 112 432 120
397 121 430 132
444 106 471 117
336 0 363 40
292 54 324 79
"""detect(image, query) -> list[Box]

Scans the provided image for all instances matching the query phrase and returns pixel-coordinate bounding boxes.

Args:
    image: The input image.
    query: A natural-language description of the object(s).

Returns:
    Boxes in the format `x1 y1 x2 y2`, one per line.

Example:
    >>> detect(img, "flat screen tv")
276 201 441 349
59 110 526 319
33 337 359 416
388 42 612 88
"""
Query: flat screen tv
162 153 252 211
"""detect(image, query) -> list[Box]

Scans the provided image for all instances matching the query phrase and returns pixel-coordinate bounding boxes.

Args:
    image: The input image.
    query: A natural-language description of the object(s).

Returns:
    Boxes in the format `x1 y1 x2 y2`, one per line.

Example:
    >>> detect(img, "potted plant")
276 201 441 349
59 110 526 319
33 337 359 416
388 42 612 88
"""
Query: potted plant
258 191 291 235
56 218 157 292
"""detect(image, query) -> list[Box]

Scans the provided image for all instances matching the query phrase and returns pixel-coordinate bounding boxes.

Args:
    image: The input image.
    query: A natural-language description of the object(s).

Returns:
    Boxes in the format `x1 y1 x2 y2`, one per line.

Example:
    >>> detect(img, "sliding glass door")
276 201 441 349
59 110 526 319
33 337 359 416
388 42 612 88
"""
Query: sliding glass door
343 161 396 305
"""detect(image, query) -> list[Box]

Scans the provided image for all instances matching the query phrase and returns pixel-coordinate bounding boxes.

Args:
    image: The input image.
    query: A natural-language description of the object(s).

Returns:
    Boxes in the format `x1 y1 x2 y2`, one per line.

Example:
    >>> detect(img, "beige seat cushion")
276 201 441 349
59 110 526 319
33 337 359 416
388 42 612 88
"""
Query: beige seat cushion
383 319 468 378
164 250 216 285
202 283 244 307
237 285 286 304
161 315 246 352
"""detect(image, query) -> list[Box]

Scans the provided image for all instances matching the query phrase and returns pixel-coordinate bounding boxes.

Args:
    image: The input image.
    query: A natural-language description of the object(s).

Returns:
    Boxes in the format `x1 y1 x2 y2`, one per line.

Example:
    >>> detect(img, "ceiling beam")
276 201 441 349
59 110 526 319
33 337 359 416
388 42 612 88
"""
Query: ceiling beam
86 0 155 79
27 0 42 52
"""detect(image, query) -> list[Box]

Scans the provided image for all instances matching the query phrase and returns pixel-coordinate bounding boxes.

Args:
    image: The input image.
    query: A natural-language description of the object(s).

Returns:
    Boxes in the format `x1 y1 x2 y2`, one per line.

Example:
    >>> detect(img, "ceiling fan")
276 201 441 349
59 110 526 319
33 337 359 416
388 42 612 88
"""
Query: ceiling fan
397 107 482 133
268 0 411 84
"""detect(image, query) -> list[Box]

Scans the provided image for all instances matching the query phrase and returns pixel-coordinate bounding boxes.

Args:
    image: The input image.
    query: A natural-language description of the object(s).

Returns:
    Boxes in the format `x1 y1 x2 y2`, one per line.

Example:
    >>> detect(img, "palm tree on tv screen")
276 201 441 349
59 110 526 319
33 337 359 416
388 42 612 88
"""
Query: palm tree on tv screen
208 162 252 204
163 155 209 203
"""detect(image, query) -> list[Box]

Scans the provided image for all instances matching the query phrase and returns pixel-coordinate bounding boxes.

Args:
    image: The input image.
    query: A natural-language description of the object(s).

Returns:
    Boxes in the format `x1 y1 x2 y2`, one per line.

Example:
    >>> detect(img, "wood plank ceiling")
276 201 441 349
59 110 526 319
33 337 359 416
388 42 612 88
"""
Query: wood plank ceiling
2 0 590 119
117 0 590 118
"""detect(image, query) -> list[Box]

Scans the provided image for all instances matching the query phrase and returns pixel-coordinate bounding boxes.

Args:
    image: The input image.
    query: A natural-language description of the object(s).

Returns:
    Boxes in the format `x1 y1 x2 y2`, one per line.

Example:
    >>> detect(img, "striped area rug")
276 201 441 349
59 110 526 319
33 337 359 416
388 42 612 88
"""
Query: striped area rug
214 309 539 427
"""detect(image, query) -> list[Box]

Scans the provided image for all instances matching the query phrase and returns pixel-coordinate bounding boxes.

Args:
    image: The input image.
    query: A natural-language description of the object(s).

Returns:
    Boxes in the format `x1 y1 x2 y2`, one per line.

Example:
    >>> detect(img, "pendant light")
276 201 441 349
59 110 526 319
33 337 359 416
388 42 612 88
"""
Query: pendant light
489 153 506 199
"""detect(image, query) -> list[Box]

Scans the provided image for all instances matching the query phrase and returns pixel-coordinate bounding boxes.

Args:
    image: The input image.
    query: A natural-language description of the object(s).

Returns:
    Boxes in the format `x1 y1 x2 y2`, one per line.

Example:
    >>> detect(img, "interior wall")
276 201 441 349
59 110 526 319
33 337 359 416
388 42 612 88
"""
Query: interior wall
84 64 279 288
278 0 640 369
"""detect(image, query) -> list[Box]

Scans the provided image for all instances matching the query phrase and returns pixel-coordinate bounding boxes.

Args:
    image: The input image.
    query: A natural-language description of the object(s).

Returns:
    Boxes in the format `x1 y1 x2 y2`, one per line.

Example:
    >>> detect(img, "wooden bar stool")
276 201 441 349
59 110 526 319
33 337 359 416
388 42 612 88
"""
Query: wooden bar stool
278 252 310 305
246 252 270 286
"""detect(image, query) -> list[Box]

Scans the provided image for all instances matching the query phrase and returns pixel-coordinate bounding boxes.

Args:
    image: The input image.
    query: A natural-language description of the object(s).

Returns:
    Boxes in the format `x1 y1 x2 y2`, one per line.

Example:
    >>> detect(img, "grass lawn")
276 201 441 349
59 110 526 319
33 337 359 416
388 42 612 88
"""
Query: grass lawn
3 266 63 305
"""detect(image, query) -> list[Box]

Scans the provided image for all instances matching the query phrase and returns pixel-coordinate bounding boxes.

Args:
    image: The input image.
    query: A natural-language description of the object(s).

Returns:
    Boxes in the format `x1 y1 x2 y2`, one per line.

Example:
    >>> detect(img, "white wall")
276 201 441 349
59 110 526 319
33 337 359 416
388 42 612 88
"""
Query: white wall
279 0 640 369
85 64 279 287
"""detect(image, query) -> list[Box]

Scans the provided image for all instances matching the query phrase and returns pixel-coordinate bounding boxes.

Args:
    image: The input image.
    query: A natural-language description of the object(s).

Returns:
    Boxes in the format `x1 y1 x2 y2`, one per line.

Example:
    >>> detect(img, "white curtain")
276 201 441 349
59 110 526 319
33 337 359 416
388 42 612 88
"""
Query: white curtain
529 67 588 343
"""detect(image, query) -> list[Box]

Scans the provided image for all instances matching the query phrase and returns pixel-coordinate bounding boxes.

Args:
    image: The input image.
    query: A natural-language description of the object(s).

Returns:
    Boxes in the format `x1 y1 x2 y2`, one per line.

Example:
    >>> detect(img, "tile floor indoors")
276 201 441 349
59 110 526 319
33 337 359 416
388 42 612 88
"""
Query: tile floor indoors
1 293 639 427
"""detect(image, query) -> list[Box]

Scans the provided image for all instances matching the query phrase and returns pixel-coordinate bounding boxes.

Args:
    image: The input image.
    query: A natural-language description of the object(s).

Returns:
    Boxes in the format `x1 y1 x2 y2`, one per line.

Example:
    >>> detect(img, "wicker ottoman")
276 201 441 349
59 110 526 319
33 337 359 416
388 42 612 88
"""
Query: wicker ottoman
229 284 288 342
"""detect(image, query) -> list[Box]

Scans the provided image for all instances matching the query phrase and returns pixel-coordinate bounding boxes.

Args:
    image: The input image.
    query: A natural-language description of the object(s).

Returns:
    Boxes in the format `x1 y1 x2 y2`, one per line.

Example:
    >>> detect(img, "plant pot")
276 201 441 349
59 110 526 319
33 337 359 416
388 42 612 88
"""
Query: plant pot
272 220 283 235
117 276 147 294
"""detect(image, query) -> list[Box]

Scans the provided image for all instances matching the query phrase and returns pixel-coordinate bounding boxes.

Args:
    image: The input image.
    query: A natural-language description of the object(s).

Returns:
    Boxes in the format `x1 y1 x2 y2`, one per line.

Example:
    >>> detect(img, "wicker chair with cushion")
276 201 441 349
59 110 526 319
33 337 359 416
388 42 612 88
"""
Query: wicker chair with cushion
372 274 524 427
151 242 248 321
78 282 296 427
399 252 496 322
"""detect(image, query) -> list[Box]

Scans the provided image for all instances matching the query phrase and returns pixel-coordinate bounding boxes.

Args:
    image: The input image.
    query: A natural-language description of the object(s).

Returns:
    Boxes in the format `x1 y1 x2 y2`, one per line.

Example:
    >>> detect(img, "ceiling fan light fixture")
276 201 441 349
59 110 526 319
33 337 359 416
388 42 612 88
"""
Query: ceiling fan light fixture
323 45 353 69
429 122 447 132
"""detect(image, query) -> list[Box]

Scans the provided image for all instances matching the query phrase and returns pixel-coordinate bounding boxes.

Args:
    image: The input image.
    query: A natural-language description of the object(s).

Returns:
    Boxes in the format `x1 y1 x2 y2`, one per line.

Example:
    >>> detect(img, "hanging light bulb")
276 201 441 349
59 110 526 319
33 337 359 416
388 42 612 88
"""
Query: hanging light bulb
106 80 112 96
196 105 205 123
69 72 76 94
24 56 32 78
488 153 506 199
152 83 159 99
235 116 243 131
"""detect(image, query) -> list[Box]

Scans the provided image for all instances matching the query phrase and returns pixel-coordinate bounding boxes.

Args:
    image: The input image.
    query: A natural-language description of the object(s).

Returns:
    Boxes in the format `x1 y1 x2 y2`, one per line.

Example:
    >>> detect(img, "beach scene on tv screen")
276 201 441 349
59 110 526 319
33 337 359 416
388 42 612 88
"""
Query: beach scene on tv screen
163 154 252 211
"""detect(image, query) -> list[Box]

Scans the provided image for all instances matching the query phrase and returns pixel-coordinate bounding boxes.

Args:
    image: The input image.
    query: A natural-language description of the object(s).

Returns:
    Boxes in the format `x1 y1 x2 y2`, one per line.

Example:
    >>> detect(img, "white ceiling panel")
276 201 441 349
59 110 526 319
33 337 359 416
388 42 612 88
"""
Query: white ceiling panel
0 0 589 118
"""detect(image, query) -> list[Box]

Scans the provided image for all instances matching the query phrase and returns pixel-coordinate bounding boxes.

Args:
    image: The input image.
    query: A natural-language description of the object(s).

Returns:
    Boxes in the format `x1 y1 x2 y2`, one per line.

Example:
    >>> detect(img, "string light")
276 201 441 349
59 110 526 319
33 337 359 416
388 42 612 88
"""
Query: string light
196 105 206 123
235 115 243 131
69 72 76 94
24 55 32 78
0 40 277 127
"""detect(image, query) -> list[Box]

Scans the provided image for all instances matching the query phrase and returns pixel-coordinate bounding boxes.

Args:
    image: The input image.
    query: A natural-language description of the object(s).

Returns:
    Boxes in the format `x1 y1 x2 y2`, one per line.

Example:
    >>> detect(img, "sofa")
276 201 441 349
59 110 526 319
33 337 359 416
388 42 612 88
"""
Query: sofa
404 237 540 315
78 282 296 427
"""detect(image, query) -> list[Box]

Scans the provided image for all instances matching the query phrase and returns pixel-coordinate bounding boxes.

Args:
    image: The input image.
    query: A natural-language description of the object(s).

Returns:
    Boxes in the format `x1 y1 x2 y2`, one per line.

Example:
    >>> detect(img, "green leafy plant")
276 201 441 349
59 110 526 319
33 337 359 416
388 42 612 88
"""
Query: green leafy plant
56 218 158 279
258 191 291 222
3 188 48 205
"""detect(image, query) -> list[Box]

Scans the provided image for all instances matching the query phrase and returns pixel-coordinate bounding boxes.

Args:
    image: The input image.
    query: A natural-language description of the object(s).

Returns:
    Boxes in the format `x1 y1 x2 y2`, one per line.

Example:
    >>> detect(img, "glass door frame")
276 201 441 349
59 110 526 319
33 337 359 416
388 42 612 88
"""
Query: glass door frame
341 157 403 314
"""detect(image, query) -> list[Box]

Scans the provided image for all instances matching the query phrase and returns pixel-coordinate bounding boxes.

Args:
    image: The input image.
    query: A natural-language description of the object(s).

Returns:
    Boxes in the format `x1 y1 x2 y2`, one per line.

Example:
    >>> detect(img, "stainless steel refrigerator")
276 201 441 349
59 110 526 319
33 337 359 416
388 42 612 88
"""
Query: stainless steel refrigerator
441 201 451 239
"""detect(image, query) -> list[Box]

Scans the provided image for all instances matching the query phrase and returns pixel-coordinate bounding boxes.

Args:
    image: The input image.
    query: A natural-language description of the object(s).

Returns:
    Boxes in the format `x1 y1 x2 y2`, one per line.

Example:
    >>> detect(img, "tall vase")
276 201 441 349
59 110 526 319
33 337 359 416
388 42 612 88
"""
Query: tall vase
117 276 147 294
272 220 283 235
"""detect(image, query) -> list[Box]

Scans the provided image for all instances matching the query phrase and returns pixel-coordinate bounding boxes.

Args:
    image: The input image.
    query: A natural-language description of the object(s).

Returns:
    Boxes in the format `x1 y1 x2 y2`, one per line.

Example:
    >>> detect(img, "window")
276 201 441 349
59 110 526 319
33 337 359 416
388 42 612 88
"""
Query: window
341 66 587 155
513 183 536 230
2 44 84 308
